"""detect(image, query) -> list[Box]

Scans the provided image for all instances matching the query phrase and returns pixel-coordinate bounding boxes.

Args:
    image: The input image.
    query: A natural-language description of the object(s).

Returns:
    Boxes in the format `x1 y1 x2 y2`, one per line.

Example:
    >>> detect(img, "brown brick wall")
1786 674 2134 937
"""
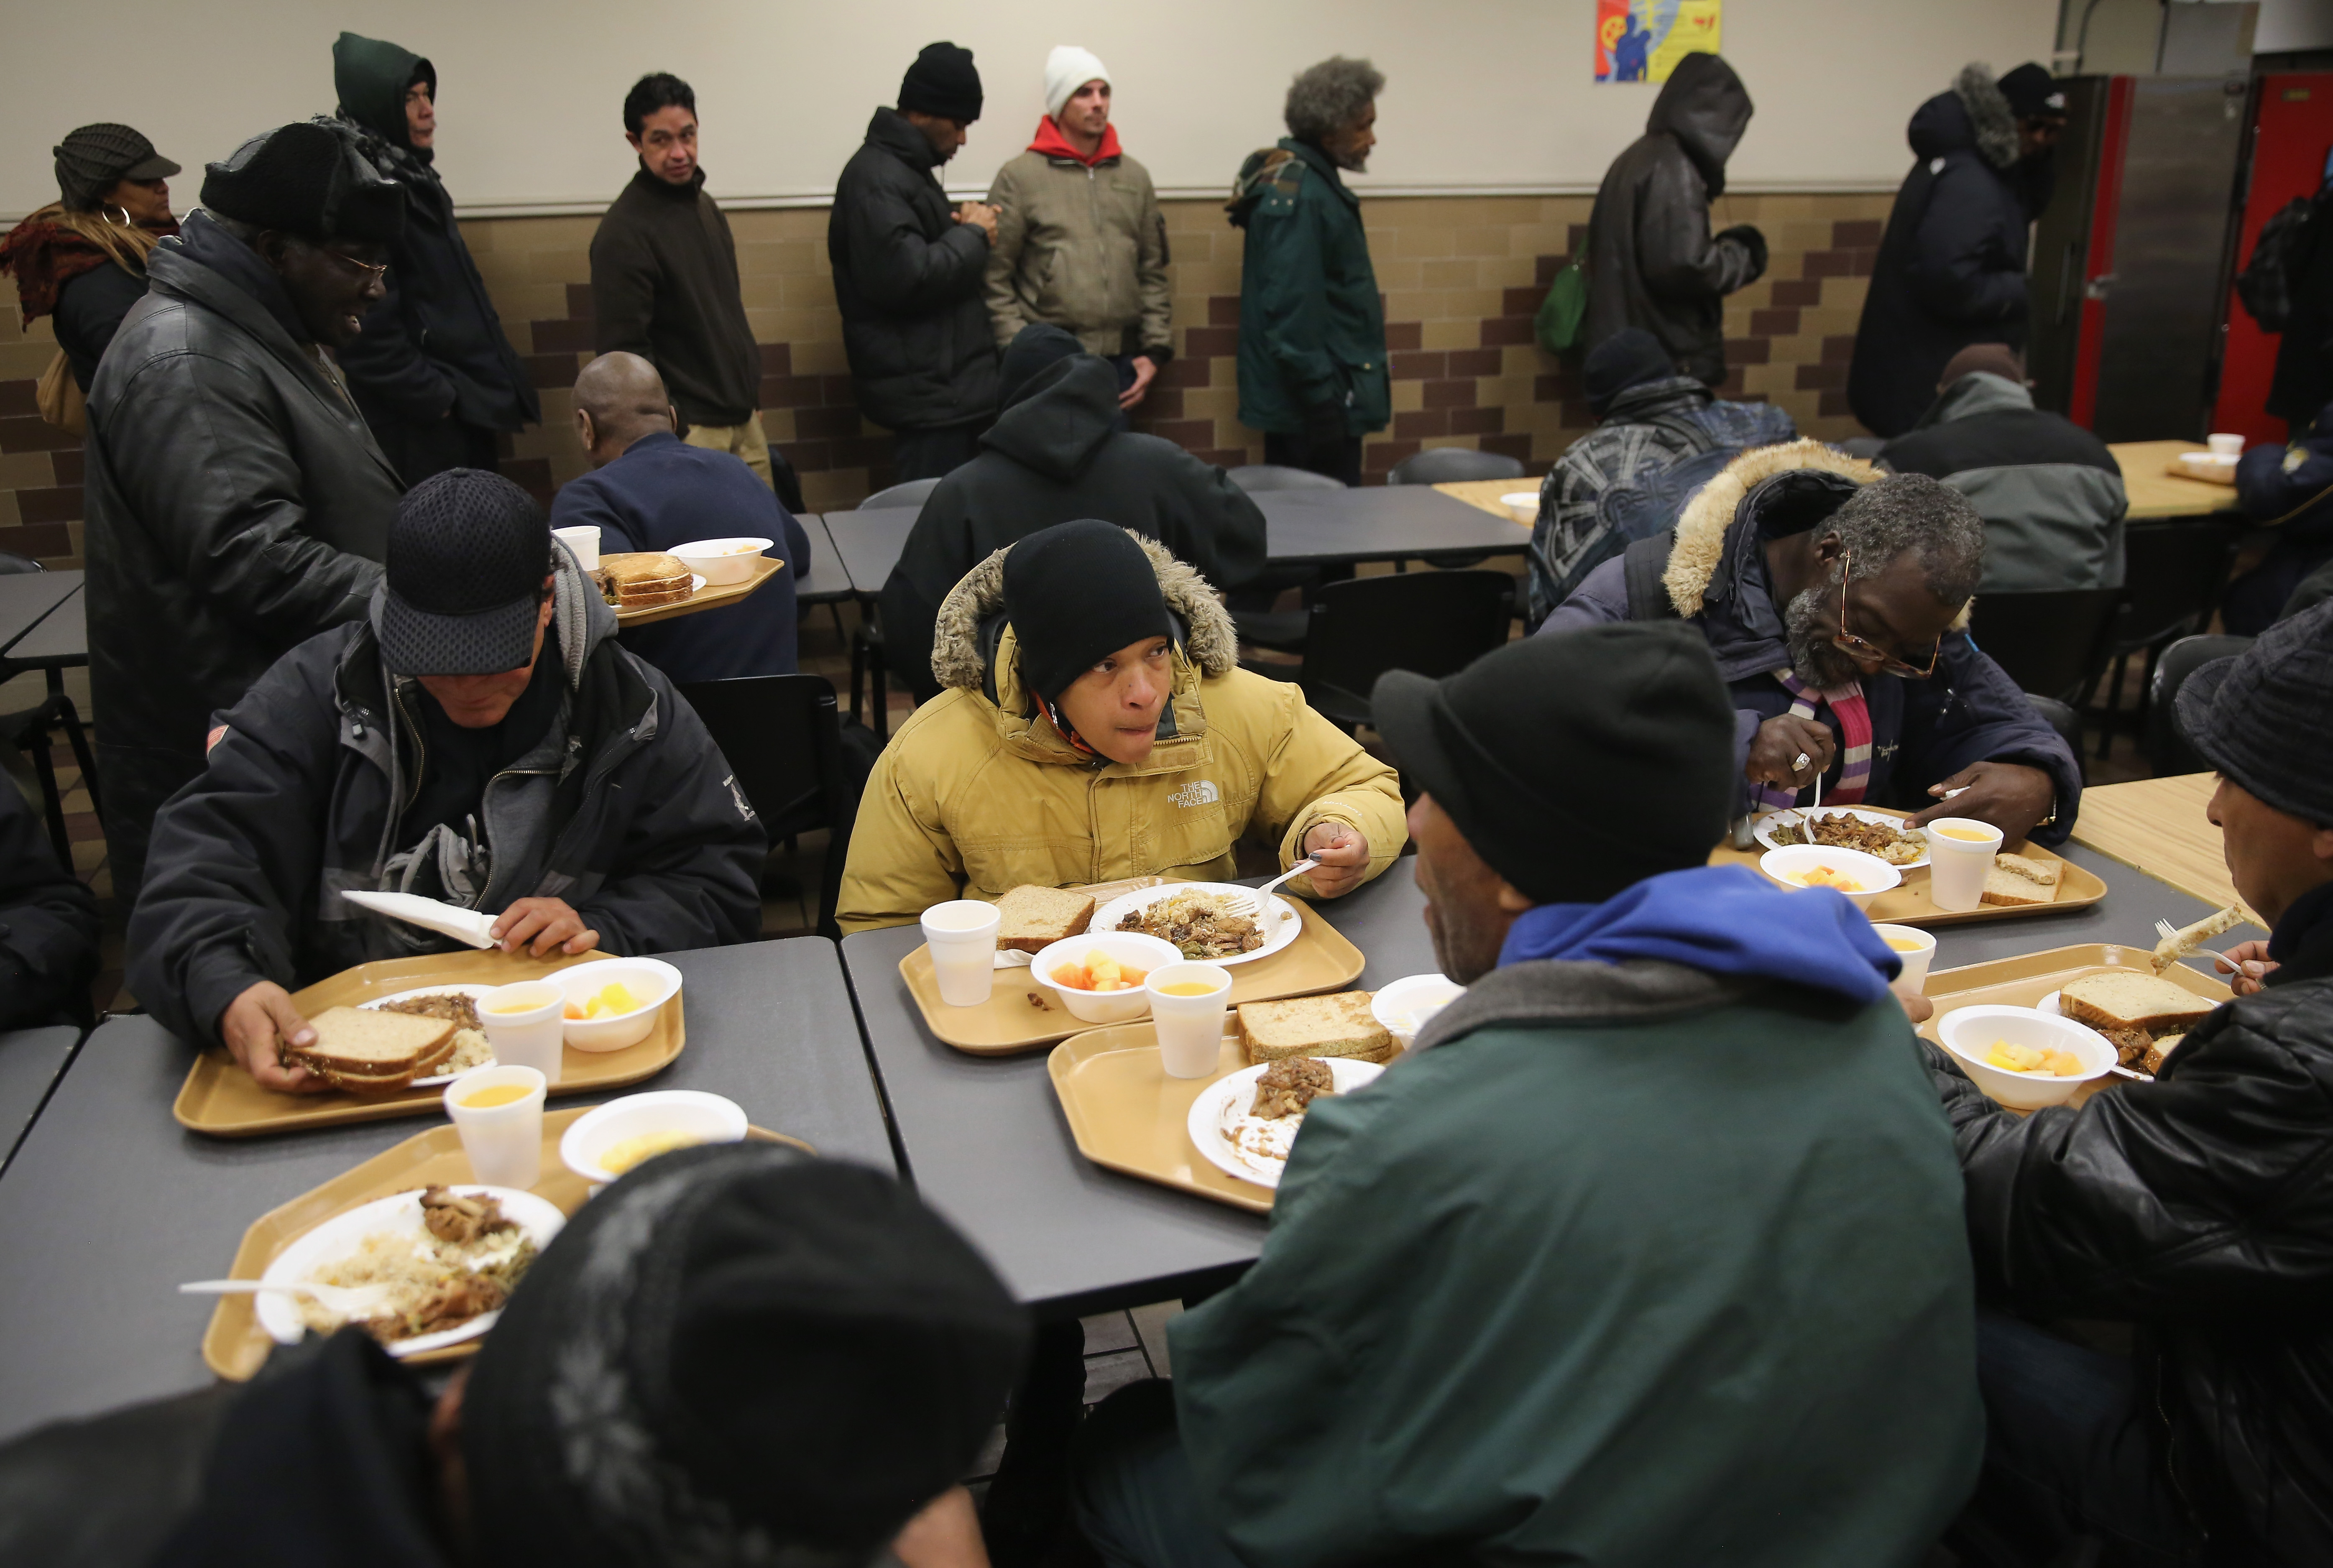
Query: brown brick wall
0 192 1896 566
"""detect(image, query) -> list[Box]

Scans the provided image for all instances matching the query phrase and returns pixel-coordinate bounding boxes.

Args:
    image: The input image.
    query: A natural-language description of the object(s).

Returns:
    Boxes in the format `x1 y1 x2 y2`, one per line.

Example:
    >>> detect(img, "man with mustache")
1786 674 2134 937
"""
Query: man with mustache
1540 442 2080 847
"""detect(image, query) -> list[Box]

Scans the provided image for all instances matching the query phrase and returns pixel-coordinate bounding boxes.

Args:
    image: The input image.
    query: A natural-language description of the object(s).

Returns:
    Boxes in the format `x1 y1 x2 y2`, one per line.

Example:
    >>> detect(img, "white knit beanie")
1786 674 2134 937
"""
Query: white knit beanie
1044 46 1110 120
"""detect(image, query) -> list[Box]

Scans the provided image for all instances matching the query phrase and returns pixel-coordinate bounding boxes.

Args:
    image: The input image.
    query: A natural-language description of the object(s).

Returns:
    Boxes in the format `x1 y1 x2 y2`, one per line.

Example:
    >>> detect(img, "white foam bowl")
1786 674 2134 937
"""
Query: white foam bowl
559 1090 748 1185
1757 844 1902 911
669 537 772 586
1370 973 1464 1050
1936 1004 2114 1110
1029 932 1184 1024
552 957 682 1052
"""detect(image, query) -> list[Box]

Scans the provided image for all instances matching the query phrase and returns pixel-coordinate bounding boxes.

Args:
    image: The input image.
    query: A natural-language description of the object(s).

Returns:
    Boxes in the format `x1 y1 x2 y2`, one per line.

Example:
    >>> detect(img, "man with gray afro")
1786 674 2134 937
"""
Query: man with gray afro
1227 57 1389 484
1542 443 2082 848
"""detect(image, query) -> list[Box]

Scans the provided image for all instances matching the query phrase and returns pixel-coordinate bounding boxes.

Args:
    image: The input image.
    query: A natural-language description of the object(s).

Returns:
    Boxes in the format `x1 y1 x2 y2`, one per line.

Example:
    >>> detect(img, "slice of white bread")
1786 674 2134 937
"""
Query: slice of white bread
996 885 1096 954
1992 853 2059 886
603 552 694 608
1238 991 1395 1066
287 1006 456 1091
2060 973 2217 1037
1980 854 2061 907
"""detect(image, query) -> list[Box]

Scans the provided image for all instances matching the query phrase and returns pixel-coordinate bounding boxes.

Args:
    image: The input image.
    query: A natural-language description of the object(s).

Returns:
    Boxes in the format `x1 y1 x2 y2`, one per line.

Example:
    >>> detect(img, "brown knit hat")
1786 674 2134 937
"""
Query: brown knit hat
53 124 179 211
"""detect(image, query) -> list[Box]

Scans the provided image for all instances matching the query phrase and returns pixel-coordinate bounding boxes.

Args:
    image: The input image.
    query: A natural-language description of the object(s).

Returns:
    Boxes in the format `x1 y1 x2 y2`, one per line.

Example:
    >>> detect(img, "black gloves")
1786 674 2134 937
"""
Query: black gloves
1716 224 1769 284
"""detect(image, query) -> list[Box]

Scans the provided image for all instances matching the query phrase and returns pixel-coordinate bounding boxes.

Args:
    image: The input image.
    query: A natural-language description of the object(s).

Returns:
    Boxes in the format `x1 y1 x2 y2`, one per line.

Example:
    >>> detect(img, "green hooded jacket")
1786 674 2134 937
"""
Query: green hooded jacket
1168 957 1983 1566
1227 139 1390 437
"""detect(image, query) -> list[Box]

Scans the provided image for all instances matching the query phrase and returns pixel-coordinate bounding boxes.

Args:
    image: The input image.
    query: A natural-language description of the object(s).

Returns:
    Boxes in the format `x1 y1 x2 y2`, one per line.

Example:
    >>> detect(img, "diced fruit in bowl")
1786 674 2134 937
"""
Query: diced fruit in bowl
553 958 682 1052
1052 952 1148 992
565 981 645 1020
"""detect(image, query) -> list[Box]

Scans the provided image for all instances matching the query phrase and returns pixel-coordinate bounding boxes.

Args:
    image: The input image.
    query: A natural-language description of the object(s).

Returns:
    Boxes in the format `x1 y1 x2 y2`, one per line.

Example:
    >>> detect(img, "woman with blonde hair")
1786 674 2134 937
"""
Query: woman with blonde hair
0 123 180 398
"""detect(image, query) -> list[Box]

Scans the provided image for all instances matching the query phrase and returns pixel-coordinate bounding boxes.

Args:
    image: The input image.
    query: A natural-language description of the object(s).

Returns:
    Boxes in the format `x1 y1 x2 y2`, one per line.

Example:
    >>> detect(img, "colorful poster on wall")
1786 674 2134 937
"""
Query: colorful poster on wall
1595 0 1722 83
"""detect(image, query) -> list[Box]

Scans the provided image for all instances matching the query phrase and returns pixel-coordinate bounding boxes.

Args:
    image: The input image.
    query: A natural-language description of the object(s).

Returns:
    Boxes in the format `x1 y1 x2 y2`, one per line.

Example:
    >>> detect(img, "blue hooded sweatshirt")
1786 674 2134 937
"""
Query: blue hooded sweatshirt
1498 863 1900 1003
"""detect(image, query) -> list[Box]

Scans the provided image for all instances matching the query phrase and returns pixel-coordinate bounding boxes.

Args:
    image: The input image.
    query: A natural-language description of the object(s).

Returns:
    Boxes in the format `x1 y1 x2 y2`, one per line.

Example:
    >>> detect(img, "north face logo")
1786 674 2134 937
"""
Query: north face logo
1169 780 1221 808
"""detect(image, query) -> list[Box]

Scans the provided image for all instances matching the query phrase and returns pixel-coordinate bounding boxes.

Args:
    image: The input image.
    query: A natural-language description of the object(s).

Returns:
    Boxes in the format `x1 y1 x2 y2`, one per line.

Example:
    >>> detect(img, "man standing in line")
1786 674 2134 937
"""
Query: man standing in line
830 43 1000 483
328 32 538 487
589 73 773 490
82 121 406 904
1228 57 1389 485
1583 51 1765 388
984 46 1173 414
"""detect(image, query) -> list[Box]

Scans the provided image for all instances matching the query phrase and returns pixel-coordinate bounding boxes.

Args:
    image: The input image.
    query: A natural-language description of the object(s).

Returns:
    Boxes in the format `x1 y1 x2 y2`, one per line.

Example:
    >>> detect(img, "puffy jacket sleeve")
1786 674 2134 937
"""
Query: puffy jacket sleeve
1894 633 2082 846
0 777 100 1029
52 263 148 392
1921 994 2333 1316
834 720 967 933
589 216 659 362
1160 457 1266 594
1237 675 1406 895
574 675 768 955
2238 436 2333 540
102 350 384 644
124 643 344 1047
336 251 459 423
1135 167 1173 358
841 165 990 316
1242 185 1344 412
876 484 978 704
982 161 1034 350
1533 551 1631 633
1905 160 2029 326
1635 154 1759 301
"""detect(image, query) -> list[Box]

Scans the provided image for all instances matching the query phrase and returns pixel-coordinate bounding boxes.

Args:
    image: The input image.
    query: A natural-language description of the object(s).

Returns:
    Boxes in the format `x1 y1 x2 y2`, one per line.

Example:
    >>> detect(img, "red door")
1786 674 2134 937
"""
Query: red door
2214 73 2333 444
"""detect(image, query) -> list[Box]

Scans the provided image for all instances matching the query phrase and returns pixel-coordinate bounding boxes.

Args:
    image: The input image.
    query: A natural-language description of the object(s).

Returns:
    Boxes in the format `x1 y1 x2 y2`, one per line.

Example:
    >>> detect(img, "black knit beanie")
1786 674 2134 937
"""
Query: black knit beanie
53 123 179 211
464 1143 1029 1567
200 121 405 243
1000 322 1087 409
899 41 984 123
1004 521 1172 702
2179 599 2333 828
1583 327 1677 417
1997 63 2066 122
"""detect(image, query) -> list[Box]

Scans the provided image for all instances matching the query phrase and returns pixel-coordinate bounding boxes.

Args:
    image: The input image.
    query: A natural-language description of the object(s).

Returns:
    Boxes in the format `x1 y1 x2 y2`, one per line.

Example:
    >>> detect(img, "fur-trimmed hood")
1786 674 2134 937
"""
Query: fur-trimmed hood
1908 63 2019 172
1661 440 1881 620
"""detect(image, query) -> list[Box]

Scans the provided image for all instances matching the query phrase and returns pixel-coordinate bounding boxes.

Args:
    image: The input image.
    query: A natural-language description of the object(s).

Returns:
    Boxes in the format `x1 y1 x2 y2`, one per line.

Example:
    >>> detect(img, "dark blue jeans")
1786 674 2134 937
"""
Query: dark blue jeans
1071 1380 1246 1568
1949 1311 2205 1567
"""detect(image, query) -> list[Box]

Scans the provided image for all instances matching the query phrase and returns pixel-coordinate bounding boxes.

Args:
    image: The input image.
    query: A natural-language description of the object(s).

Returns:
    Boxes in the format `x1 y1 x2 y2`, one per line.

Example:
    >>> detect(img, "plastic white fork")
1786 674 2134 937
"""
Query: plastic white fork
1216 859 1319 922
178 1278 390 1316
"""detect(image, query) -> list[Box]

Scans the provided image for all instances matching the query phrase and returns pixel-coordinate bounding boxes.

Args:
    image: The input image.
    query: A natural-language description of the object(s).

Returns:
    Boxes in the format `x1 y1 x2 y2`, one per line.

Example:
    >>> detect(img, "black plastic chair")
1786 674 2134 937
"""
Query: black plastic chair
861 476 942 510
1227 464 1347 493
1388 449 1524 486
0 553 98 870
675 674 861 937
1268 570 1515 730
1967 589 2126 711
2143 633 2252 777
2087 518 2241 758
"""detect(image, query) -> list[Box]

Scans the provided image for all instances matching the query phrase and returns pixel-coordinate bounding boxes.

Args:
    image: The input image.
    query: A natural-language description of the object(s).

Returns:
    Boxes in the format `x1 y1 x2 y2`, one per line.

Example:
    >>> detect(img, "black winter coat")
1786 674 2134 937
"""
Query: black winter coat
1849 76 2037 439
2270 188 2333 426
0 776 100 1029
127 558 765 1050
1926 882 2333 1564
828 109 999 433
590 168 763 429
878 355 1266 700
52 261 147 393
82 215 401 901
1583 53 1761 388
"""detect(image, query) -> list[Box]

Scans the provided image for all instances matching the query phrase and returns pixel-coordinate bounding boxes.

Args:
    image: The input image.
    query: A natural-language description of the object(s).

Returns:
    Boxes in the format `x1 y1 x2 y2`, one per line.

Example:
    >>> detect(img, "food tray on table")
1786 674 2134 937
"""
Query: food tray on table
1048 1019 1316 1215
1914 943 2232 1112
610 552 783 626
905 894 1365 1056
174 949 685 1137
200 1108 808 1379
1710 807 2104 926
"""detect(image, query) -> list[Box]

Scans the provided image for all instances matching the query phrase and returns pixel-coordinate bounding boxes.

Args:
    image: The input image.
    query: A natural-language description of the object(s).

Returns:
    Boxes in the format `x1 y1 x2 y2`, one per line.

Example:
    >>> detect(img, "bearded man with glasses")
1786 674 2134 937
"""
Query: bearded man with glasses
1540 443 2080 849
82 119 408 903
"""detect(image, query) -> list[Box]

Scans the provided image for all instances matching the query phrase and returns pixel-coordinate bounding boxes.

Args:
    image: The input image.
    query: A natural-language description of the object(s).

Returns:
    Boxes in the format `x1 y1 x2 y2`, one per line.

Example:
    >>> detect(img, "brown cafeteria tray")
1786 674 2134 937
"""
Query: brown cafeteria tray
174 948 685 1137
201 1110 809 1379
1048 1019 1291 1215
1915 942 2232 1111
611 552 782 626
1710 809 2104 926
905 896 1365 1056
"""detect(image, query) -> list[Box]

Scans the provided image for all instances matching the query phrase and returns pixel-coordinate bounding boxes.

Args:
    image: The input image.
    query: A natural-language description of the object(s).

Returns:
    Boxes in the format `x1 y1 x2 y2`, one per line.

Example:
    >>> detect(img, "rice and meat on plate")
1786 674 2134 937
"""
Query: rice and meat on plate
294 1186 538 1346
1768 811 1926 866
1116 890 1265 959
376 993 493 1074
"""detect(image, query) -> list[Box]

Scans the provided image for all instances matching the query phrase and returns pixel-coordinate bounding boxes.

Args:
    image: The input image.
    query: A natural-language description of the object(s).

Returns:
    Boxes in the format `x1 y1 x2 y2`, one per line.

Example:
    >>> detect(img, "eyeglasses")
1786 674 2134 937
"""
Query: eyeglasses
1832 549 1942 679
313 246 388 283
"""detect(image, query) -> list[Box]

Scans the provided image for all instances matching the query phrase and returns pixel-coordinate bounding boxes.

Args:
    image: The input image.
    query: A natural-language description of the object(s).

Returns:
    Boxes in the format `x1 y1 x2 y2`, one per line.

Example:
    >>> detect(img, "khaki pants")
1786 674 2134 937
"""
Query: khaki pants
683 414 774 490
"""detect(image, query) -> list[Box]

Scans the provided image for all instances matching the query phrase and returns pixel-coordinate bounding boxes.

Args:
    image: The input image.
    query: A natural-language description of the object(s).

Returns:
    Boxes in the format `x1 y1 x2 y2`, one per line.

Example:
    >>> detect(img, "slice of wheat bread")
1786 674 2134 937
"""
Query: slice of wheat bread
1980 862 2059 907
1992 853 2059 887
294 1007 454 1074
996 885 1096 954
2060 973 2217 1037
1238 992 1395 1066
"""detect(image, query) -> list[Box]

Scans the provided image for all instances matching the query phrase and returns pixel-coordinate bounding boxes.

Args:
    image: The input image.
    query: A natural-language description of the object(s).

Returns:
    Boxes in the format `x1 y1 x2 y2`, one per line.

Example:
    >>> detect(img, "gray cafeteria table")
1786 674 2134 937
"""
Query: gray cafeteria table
0 936 893 1443
0 1026 79 1175
0 584 85 681
842 840 2259 1322
0 568 82 658
817 485 1530 600
792 514 853 605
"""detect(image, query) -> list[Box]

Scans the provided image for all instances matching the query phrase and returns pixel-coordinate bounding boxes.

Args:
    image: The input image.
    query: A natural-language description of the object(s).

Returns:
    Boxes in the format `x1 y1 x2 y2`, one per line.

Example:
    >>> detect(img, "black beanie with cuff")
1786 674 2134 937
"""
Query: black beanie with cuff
1003 521 1173 703
899 42 984 123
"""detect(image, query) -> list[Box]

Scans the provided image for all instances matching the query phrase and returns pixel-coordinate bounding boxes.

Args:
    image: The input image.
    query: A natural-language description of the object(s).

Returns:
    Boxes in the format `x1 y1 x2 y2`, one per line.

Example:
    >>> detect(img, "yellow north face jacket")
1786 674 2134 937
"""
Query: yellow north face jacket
836 536 1406 932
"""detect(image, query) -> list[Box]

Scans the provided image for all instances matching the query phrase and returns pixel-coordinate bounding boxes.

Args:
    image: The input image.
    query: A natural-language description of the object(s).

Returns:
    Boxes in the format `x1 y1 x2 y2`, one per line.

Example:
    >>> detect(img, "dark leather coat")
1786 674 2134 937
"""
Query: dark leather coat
1926 886 2333 1565
1584 53 1762 386
81 219 401 898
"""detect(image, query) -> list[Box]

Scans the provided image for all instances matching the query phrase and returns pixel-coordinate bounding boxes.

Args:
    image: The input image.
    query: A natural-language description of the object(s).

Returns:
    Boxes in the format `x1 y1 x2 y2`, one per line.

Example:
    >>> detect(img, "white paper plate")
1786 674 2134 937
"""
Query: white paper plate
689 573 708 593
1751 808 1931 869
1087 881 1303 967
1187 1058 1386 1188
358 984 498 1087
255 1185 565 1353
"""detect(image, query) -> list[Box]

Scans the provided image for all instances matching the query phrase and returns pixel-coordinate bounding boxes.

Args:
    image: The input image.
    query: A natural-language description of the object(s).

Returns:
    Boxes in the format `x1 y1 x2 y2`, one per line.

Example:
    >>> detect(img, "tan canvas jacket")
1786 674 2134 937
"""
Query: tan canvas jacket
984 148 1172 358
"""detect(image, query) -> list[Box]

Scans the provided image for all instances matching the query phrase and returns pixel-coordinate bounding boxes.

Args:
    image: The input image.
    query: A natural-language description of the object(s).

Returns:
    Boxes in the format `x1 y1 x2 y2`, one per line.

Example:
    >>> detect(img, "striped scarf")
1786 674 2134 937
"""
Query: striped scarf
1756 670 1872 812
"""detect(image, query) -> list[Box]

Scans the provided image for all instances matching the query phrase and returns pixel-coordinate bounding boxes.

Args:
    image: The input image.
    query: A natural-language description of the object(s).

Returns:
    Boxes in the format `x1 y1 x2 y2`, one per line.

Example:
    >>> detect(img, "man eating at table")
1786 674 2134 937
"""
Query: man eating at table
1071 625 1980 1566
126 468 765 1092
1924 600 2333 1568
1541 445 2082 847
836 519 1404 931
